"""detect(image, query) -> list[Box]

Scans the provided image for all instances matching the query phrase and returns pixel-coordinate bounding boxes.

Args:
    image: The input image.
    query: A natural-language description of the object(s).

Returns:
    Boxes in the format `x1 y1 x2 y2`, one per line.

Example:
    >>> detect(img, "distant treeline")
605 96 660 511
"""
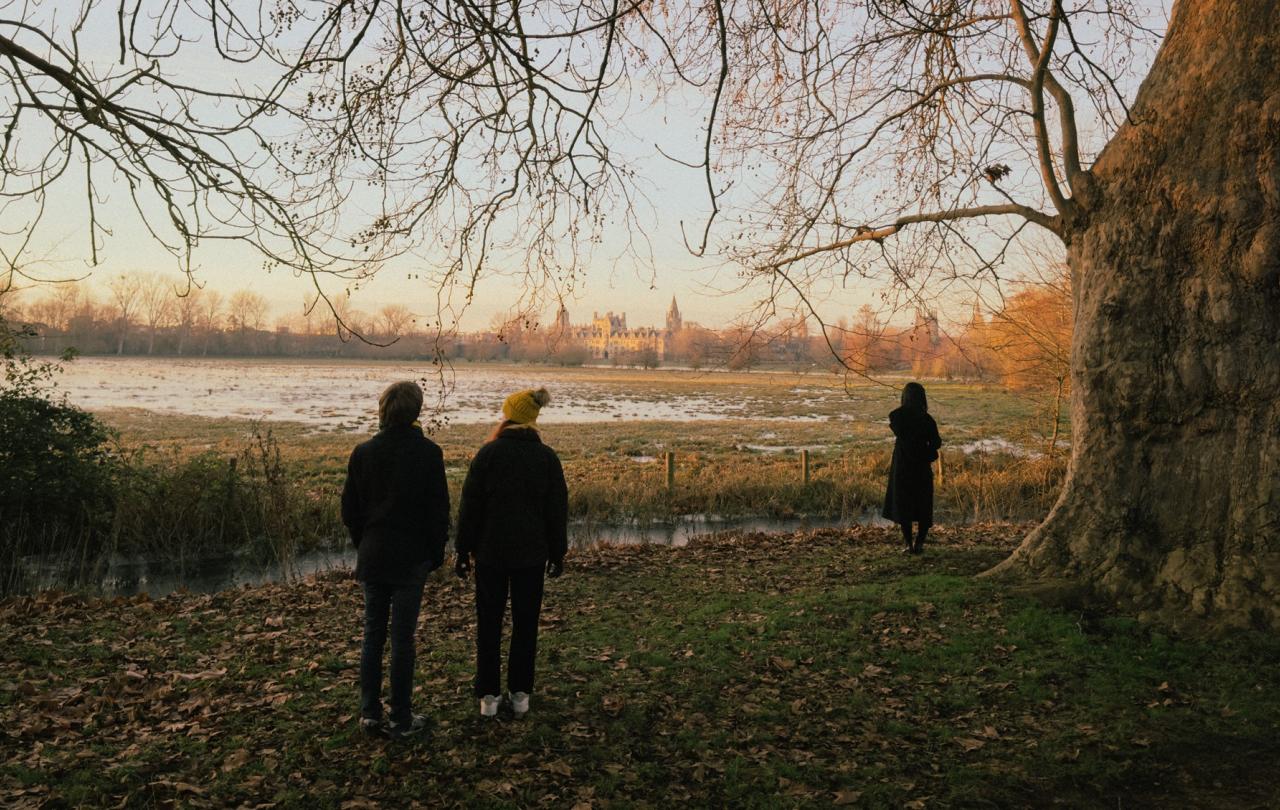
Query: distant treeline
2 271 1070 391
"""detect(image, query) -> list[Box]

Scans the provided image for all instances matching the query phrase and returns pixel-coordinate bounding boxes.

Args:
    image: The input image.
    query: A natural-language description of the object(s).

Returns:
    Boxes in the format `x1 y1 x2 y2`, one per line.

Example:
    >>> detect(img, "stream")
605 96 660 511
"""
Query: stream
18 514 882 597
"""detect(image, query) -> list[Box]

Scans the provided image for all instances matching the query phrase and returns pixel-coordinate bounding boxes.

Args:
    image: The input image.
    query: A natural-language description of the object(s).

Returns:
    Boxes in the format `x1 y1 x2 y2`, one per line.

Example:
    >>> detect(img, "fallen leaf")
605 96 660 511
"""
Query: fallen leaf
545 760 573 777
173 668 226 682
221 750 251 772
956 737 986 752
149 780 204 795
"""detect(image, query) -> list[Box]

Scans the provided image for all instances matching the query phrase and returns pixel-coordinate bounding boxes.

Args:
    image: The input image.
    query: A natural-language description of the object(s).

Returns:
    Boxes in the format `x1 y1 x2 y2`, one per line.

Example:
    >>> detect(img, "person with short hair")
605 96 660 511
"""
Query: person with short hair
455 387 568 719
341 380 449 738
882 381 942 554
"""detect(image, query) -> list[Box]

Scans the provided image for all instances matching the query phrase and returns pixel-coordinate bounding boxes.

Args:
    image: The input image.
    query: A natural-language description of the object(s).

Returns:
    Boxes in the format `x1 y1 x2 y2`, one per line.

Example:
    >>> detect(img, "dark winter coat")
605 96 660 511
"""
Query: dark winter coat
881 406 942 526
341 423 450 585
456 428 569 568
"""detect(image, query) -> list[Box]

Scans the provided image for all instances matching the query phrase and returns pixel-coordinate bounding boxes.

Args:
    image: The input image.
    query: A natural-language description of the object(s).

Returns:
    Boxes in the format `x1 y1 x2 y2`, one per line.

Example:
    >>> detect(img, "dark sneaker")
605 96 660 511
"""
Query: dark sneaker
386 713 430 740
359 717 385 738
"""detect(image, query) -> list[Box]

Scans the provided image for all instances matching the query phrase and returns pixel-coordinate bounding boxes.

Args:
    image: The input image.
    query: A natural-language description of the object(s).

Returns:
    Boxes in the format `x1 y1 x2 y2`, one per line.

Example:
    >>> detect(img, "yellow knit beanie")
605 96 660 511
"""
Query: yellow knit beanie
502 387 551 425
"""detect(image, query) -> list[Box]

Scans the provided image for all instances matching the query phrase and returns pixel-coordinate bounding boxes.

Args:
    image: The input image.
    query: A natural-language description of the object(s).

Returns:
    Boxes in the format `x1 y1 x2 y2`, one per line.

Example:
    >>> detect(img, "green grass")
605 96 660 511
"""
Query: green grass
2 525 1275 808
95 376 1066 530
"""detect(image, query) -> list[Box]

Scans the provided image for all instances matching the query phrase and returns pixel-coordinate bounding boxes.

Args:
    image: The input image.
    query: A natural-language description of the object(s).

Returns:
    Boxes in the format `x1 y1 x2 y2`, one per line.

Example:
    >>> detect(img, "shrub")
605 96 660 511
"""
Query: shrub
0 319 121 585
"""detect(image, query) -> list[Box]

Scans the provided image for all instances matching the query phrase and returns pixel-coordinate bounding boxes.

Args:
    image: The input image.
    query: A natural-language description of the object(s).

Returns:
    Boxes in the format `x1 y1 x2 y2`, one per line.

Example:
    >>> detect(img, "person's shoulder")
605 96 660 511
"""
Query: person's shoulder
415 431 444 455
470 438 500 462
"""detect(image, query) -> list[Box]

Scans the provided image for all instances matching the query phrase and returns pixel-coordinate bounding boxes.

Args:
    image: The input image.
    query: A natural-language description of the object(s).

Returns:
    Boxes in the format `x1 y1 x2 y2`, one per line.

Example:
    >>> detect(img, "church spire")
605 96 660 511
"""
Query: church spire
666 296 683 333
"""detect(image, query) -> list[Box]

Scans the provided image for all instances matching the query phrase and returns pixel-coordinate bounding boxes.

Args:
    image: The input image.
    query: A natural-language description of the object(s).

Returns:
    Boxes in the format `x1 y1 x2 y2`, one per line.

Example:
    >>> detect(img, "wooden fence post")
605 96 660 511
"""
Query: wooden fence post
801 449 810 486
665 451 675 490
937 450 944 487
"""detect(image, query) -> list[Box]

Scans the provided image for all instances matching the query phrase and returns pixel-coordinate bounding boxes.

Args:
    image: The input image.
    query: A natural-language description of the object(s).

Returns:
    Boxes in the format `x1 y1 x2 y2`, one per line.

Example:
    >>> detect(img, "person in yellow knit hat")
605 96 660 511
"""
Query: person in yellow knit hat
501 387 549 428
456 386 568 719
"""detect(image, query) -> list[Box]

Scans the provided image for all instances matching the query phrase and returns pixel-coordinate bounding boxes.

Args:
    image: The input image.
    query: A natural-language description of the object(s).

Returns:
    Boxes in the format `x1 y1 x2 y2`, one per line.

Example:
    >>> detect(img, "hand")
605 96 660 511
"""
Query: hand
546 558 564 579
454 553 472 579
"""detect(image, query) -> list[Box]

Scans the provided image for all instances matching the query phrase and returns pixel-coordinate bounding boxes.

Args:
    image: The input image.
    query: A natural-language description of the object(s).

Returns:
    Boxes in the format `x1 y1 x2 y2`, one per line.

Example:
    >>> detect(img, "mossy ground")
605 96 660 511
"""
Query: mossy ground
3 525 1276 808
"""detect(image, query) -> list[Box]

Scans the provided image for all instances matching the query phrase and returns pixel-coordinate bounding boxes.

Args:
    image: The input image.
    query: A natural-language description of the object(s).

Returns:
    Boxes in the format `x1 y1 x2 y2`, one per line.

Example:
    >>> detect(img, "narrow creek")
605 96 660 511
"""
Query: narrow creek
18 514 886 597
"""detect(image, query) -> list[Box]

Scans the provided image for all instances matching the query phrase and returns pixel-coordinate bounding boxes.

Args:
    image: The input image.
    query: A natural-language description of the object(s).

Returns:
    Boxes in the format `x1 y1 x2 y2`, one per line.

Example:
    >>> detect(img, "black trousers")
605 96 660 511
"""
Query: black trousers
360 579 425 723
474 564 545 697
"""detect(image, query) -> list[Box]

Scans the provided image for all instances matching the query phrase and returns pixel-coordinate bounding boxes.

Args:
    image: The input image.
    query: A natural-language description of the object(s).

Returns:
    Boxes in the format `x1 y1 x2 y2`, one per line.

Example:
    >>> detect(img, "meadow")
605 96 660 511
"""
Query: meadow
4 364 1070 594
94 367 1068 533
4 526 1276 808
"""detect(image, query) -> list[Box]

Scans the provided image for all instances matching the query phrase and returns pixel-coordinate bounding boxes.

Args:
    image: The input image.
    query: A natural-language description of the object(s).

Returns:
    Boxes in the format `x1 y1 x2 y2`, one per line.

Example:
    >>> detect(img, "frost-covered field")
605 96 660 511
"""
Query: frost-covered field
55 357 884 429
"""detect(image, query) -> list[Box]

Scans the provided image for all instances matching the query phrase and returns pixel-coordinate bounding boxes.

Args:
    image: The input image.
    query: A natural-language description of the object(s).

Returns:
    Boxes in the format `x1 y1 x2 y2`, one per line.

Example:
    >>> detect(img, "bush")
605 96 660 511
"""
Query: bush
0 318 341 594
111 428 341 565
0 319 121 584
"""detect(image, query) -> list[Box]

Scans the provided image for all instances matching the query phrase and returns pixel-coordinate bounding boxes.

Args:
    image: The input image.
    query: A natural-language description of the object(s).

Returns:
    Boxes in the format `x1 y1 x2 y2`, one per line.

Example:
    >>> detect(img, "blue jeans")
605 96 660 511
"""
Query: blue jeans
360 579 425 724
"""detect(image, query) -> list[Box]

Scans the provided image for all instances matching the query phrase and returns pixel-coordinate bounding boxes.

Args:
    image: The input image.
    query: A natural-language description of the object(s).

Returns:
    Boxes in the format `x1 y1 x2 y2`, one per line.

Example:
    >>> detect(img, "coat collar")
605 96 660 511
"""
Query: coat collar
497 426 541 443
379 422 424 437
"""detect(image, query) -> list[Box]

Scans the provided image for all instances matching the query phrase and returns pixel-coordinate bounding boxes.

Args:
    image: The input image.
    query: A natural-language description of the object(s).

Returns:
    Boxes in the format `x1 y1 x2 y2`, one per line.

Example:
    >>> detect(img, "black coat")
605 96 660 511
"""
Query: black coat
456 428 569 568
881 406 942 526
341 423 450 585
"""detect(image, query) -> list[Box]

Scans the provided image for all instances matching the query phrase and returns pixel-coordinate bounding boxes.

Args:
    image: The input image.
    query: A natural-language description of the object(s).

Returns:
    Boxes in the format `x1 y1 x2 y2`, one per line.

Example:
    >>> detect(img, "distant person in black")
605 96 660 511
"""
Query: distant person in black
455 387 568 720
341 381 449 739
882 382 942 555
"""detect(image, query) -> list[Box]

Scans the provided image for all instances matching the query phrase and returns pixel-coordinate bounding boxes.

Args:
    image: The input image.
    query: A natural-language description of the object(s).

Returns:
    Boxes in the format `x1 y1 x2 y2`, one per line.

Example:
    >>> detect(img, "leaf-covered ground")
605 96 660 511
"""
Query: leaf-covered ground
3 526 1277 808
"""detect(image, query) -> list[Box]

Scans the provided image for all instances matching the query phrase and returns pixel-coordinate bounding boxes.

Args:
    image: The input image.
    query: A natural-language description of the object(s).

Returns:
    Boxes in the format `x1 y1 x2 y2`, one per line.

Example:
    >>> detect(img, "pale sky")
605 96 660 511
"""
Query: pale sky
2 2 1168 333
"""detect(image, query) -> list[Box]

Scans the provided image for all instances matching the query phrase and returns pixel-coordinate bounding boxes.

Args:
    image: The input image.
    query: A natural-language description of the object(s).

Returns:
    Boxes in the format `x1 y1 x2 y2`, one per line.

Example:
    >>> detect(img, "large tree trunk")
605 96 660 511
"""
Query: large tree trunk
989 0 1280 631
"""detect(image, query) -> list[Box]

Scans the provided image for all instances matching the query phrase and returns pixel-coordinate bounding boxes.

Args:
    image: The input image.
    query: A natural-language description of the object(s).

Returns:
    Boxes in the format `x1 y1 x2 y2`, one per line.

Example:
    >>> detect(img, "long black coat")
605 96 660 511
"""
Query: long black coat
881 406 942 526
341 423 450 585
456 428 569 569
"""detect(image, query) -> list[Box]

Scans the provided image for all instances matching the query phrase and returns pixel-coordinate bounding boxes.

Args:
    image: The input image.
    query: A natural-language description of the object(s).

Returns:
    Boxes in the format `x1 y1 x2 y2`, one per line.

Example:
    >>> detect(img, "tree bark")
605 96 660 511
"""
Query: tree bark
988 0 1280 631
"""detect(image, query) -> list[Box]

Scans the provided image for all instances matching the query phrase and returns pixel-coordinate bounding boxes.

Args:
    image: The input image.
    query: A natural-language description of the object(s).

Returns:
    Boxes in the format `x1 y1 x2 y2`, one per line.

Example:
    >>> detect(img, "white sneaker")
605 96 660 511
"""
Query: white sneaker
510 691 530 718
480 694 501 718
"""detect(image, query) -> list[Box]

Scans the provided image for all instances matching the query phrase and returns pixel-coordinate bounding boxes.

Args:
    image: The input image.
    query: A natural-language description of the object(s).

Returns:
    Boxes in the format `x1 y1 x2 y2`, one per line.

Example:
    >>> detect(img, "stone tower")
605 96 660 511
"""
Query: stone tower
665 296 683 334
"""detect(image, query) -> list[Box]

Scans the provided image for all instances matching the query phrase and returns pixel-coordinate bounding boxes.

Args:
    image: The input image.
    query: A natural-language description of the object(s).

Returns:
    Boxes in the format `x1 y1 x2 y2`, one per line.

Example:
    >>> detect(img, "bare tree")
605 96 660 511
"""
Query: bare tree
227 290 269 355
104 274 143 355
300 295 322 337
226 291 267 332
0 270 19 321
138 274 176 355
376 305 416 341
173 286 203 356
0 1 699 334
197 290 223 357
694 0 1278 629
27 282 83 333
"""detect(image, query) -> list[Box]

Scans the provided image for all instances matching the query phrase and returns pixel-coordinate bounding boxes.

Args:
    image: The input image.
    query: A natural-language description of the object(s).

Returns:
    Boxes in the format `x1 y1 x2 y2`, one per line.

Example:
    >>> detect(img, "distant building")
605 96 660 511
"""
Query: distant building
554 300 684 360
665 296 683 334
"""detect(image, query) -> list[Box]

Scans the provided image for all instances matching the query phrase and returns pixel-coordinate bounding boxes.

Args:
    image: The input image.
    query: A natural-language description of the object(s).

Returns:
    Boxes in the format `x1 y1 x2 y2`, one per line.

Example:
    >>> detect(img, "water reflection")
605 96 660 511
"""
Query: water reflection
21 514 883 597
